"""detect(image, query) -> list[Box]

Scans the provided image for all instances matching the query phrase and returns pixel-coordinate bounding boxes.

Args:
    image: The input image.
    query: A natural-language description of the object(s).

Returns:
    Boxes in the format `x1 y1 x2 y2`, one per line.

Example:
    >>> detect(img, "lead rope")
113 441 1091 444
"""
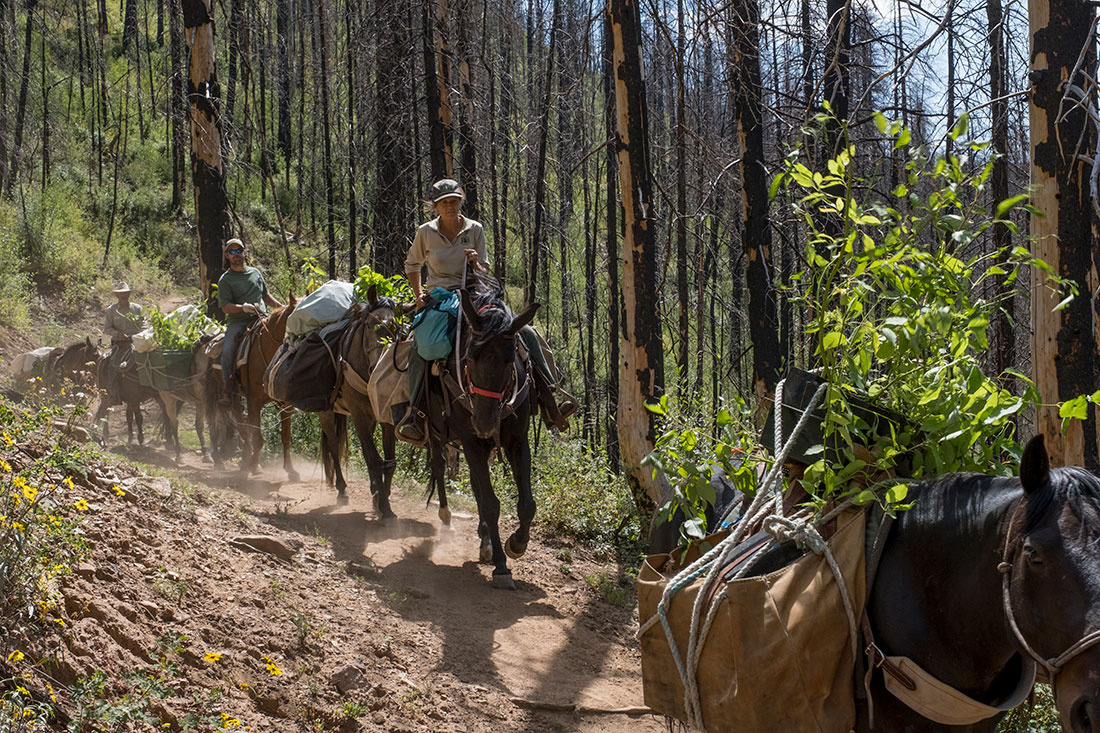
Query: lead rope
454 258 469 399
639 378 831 729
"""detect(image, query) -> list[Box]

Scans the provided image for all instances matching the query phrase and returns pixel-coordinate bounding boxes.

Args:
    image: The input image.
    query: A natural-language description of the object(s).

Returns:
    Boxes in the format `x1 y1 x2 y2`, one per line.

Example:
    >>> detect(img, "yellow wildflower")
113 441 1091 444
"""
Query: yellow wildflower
0 459 10 472
63 476 74 490
7 650 23 662
204 652 222 663
112 485 126 497
21 484 37 502
12 476 25 490
47 684 56 702
53 618 65 626
15 685 28 696
73 498 89 511
261 655 283 676
11 522 24 531
2 433 12 446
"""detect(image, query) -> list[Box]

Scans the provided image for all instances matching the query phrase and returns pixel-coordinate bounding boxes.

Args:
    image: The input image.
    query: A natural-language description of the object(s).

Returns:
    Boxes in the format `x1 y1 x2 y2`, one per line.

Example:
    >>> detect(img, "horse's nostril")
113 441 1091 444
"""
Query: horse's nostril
1071 697 1095 733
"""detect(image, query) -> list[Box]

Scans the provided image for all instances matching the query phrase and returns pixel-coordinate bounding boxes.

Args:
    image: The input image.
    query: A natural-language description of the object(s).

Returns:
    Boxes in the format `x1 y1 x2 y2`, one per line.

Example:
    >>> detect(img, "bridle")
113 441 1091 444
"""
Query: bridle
461 303 520 405
999 496 1100 682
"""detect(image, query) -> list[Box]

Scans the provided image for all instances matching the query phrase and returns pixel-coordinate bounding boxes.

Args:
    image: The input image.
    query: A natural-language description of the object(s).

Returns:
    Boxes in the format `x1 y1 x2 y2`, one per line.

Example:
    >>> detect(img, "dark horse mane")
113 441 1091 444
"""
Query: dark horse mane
463 272 515 342
1015 465 1100 539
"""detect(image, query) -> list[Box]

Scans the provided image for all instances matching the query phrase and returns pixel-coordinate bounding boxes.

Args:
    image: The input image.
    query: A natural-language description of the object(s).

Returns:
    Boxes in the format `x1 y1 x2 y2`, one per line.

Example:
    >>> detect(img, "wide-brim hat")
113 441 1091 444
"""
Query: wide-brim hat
430 178 464 202
112 281 132 294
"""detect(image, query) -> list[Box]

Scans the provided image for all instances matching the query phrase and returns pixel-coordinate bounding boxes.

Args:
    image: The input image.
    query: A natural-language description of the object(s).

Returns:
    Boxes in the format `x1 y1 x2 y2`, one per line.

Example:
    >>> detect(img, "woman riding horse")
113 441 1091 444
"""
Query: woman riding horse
396 178 576 444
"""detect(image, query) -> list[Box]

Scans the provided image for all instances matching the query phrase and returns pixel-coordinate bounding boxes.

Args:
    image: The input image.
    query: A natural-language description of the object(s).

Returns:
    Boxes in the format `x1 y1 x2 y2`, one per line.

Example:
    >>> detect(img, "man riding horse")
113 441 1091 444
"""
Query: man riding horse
100 281 145 405
396 178 577 444
217 238 283 406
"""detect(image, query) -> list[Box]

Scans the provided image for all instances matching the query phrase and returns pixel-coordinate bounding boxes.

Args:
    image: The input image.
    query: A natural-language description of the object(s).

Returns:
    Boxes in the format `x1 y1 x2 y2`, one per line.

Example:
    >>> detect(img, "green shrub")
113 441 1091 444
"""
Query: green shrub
534 439 641 555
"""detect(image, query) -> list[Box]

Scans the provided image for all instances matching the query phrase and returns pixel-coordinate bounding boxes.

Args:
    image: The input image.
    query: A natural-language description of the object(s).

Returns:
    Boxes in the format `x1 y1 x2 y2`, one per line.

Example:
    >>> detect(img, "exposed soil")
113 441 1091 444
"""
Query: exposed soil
2 404 667 732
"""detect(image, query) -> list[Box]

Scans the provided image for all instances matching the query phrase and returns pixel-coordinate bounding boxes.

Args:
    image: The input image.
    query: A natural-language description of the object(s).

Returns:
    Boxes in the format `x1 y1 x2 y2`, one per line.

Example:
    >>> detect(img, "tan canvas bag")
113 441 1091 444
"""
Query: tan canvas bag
638 508 867 733
367 339 412 424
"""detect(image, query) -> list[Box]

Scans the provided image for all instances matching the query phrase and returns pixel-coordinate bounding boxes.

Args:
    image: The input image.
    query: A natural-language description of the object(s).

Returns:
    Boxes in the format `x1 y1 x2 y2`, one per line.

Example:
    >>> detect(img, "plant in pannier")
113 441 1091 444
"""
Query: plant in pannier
647 112 1075 547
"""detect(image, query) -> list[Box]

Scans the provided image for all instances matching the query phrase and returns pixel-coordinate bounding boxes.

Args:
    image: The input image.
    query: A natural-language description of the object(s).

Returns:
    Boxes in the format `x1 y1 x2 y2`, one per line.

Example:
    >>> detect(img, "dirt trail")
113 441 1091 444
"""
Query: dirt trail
80 418 667 733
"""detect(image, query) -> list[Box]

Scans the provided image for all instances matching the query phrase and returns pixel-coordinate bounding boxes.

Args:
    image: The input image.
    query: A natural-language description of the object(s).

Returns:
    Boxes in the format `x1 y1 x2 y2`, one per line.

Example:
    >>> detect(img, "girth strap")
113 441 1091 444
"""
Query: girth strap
860 511 1036 727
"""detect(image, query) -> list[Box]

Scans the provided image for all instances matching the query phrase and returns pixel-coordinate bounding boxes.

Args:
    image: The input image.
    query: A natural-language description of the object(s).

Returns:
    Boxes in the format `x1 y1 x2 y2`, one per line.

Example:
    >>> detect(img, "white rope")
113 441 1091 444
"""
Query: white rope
660 378 830 729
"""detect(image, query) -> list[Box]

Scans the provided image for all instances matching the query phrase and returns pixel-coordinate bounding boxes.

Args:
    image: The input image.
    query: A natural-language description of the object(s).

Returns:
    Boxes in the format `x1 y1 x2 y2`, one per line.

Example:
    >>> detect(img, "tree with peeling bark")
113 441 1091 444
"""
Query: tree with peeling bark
182 0 230 319
1028 0 1100 470
608 0 669 514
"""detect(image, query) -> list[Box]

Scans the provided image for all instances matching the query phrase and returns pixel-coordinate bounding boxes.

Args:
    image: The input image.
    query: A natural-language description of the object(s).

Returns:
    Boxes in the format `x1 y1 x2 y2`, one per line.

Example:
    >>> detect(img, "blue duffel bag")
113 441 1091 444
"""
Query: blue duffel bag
411 287 459 360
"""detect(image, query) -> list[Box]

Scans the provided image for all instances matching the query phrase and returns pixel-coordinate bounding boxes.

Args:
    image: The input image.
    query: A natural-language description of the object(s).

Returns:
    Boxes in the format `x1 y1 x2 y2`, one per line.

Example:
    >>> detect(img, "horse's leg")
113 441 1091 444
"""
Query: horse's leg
195 395 211 463
93 400 110 444
241 396 260 474
351 411 391 517
132 402 143 446
279 404 299 481
318 411 348 502
162 394 180 462
428 437 451 525
502 430 535 560
379 421 397 520
462 439 513 589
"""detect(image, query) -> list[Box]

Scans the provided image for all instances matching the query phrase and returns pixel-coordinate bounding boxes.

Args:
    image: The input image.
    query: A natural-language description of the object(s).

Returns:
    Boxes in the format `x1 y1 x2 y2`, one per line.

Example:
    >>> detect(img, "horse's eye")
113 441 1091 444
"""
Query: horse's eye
1023 543 1043 566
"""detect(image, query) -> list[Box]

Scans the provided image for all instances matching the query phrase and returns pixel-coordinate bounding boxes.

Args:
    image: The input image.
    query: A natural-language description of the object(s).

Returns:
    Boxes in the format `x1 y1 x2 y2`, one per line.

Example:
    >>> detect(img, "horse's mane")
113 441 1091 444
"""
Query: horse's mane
1018 465 1100 536
464 272 514 340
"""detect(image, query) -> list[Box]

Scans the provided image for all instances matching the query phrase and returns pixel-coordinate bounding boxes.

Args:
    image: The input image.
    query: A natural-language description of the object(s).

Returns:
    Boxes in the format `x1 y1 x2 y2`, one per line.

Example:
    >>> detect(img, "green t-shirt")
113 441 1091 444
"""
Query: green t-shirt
217 266 269 324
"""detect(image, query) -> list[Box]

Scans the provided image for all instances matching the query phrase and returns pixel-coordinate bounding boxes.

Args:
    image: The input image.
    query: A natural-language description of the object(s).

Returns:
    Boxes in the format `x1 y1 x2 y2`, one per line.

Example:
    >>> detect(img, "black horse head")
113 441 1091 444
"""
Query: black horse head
459 275 538 440
1009 435 1100 732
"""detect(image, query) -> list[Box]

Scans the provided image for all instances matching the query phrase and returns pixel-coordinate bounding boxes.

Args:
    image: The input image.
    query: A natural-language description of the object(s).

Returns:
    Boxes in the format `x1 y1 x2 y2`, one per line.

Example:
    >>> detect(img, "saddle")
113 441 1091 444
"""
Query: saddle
205 320 263 372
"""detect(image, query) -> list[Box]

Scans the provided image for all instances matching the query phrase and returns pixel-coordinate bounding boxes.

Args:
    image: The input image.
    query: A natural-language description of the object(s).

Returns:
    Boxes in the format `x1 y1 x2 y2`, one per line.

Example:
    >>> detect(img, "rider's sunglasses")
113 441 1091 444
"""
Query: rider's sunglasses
227 247 244 255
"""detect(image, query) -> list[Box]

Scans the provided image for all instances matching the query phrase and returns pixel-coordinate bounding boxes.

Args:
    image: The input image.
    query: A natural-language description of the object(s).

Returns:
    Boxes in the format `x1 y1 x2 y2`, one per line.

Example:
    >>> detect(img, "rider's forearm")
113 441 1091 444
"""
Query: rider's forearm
408 271 422 299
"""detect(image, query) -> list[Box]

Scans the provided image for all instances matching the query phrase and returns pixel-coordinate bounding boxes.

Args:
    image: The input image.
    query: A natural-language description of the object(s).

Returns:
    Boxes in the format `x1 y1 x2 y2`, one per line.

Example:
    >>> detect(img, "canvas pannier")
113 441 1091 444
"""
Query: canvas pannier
637 507 867 733
263 321 345 412
367 338 413 425
135 349 192 391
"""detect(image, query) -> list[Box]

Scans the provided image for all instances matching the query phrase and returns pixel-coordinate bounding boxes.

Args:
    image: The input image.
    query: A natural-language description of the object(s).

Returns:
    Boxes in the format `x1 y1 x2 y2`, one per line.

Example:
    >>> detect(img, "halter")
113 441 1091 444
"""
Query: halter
999 497 1100 681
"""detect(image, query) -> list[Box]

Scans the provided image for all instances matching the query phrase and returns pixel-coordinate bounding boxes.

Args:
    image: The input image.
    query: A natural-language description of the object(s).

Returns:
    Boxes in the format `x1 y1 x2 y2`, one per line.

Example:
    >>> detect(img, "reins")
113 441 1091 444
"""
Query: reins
998 499 1100 681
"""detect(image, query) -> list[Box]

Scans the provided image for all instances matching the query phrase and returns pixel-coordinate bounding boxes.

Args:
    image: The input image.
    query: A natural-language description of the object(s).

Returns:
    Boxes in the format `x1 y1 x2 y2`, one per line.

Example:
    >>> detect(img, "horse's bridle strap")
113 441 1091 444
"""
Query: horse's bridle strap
469 384 505 399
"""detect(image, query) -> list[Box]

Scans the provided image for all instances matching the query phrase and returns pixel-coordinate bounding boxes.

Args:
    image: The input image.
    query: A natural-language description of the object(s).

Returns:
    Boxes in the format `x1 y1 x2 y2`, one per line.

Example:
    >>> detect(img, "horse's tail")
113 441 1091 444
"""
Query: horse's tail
321 413 348 486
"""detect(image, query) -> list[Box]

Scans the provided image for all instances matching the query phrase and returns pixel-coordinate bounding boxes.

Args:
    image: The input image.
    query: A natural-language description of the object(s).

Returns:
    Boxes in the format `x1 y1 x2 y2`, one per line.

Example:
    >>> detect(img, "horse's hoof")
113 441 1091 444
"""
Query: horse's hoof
287 470 300 482
438 506 452 525
505 536 527 560
492 572 516 590
201 454 213 464
337 494 350 506
479 544 493 564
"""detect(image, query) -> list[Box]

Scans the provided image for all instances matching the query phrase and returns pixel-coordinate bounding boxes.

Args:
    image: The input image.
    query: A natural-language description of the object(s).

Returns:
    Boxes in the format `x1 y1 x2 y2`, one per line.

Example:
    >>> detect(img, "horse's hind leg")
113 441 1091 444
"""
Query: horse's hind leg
427 439 450 525
354 413 394 519
502 434 535 560
319 411 348 503
279 404 299 482
93 401 110 444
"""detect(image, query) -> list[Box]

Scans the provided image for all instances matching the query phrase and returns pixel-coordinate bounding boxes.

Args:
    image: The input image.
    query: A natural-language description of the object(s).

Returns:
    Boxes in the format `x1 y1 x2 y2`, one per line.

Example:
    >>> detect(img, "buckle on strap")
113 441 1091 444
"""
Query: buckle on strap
866 643 918 691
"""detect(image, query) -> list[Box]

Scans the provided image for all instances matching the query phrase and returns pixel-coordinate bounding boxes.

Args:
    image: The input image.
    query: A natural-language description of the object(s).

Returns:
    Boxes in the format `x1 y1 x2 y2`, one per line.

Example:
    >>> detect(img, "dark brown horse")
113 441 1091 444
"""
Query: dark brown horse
857 435 1100 731
46 339 100 389
318 288 399 515
157 337 223 463
427 274 539 589
92 345 164 447
223 298 299 479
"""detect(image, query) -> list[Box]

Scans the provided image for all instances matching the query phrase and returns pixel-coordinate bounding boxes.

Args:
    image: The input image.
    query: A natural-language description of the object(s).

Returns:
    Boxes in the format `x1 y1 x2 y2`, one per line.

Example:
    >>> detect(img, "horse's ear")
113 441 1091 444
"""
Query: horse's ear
367 284 378 306
85 336 92 347
1021 434 1050 494
288 292 298 306
507 303 540 337
460 290 478 326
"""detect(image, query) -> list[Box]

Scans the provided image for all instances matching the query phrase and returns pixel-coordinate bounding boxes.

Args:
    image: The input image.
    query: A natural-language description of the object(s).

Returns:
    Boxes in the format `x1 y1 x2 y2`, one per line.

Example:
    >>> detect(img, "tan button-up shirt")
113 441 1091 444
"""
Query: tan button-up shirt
404 217 488 291
104 302 144 342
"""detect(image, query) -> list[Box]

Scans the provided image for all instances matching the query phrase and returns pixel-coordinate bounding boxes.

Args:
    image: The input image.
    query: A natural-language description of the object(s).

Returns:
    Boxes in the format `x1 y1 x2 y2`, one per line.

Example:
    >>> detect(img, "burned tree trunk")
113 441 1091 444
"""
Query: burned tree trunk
183 0 231 318
608 0 668 512
1029 0 1100 469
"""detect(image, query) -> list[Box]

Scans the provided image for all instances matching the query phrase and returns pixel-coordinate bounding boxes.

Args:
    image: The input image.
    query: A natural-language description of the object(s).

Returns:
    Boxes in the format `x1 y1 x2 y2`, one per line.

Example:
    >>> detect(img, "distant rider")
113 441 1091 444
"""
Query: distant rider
217 238 283 403
101 281 144 404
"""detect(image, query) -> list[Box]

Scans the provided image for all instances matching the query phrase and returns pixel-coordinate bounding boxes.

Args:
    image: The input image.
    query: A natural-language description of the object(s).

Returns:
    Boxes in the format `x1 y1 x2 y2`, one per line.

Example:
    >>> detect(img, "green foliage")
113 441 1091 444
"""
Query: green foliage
534 439 642 555
770 112 1062 509
0 679 53 732
996 684 1060 732
353 266 414 309
0 401 93 617
68 669 171 732
647 113 1066 545
145 302 222 350
643 395 763 546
